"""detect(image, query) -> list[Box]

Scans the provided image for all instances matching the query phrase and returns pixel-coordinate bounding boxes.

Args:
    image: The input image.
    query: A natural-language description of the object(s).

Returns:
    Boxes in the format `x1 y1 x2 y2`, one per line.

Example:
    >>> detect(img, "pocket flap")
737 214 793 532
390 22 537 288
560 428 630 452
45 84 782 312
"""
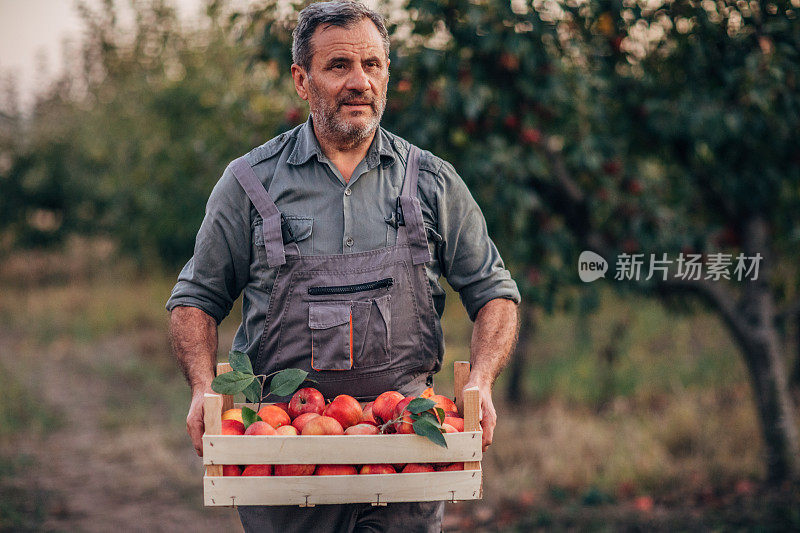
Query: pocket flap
309 303 351 329
284 216 313 243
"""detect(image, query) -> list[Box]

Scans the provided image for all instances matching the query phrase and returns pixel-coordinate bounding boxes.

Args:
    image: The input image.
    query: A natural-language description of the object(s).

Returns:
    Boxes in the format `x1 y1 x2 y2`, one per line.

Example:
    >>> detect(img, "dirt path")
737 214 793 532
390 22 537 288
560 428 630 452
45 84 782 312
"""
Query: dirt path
2 331 242 532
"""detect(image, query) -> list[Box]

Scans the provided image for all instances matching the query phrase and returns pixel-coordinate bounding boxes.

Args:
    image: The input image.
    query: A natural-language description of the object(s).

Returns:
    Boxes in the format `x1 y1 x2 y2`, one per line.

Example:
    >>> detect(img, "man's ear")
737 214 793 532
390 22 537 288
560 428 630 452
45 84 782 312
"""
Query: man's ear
291 64 309 101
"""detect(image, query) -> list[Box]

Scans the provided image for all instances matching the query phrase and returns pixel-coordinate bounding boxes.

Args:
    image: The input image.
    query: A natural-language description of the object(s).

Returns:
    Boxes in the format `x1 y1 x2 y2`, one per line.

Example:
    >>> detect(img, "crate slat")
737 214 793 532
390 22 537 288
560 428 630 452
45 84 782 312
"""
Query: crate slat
203 431 482 465
203 470 482 507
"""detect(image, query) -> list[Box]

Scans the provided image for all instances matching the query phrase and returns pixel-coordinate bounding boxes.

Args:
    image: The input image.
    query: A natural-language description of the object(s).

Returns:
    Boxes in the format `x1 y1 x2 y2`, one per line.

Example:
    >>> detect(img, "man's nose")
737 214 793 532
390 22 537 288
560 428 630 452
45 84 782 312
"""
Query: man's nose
345 64 371 92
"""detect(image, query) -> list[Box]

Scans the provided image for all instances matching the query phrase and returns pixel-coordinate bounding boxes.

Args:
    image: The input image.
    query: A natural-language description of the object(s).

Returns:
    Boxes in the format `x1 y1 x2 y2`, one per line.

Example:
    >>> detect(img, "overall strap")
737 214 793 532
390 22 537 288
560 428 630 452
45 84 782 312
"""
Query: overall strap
398 145 431 265
229 157 286 268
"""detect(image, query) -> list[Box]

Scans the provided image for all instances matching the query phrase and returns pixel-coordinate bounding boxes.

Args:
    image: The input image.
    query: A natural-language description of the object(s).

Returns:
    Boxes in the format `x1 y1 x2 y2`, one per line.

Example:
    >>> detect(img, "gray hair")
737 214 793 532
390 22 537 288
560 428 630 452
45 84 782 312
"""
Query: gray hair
292 1 390 72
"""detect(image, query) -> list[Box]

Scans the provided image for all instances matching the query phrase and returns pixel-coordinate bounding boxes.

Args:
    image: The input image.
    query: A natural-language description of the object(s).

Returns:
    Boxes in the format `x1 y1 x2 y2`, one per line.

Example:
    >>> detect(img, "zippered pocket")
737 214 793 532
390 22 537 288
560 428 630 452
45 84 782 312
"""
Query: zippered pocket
308 278 393 296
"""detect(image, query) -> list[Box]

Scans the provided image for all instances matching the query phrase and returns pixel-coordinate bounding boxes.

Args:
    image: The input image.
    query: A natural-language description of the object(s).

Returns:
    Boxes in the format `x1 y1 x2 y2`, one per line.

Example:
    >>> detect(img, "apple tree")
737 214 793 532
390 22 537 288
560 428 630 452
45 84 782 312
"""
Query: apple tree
376 0 800 484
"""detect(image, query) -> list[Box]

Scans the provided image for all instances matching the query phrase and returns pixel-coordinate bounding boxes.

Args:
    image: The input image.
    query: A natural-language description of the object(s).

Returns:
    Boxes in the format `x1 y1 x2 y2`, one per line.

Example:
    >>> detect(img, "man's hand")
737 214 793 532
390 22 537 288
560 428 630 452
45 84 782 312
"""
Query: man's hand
467 298 519 452
463 375 496 451
187 386 212 457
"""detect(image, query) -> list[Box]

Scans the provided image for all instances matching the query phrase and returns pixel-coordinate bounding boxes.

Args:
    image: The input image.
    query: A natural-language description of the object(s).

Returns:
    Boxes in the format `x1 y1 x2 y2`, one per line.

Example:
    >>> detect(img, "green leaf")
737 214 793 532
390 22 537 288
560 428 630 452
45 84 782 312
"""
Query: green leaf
407 397 436 415
413 418 448 448
416 410 442 428
211 371 255 395
241 406 261 430
435 407 446 423
228 350 254 375
242 378 262 403
269 368 309 397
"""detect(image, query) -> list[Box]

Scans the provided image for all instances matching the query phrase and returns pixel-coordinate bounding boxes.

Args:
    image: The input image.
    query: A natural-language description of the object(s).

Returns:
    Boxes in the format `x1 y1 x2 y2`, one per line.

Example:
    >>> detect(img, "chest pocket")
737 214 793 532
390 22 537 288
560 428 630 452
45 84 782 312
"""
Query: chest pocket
253 215 314 255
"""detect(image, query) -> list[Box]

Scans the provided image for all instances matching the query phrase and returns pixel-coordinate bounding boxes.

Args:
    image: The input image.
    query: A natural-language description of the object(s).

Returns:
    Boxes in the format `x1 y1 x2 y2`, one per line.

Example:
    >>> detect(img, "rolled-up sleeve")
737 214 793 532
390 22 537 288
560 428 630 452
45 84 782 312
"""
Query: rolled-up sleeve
436 161 521 321
165 165 251 324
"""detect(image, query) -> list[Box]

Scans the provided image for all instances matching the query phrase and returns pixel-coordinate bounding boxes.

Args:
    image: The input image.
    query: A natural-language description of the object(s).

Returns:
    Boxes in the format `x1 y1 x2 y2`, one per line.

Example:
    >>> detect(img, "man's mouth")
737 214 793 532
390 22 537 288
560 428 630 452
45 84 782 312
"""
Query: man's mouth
341 101 373 108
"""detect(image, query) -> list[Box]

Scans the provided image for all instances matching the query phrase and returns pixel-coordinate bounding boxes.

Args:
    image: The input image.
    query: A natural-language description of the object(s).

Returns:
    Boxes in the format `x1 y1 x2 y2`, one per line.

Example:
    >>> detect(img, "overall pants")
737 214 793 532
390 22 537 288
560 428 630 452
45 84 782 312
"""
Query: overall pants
229 146 445 532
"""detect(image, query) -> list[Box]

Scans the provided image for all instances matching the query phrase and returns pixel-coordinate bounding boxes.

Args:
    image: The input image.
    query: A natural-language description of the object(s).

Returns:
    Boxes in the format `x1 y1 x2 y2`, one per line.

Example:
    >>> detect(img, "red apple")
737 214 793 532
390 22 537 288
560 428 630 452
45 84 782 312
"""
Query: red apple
437 463 464 471
360 402 378 425
402 464 435 473
430 394 458 416
274 464 316 476
359 464 396 475
292 412 320 433
288 387 326 419
443 416 464 432
301 415 344 435
221 419 245 435
223 464 242 476
372 391 404 424
242 464 273 476
324 395 363 429
393 396 415 434
344 423 380 435
275 425 298 436
257 405 291 429
441 423 457 434
244 421 277 436
315 464 358 476
273 402 290 416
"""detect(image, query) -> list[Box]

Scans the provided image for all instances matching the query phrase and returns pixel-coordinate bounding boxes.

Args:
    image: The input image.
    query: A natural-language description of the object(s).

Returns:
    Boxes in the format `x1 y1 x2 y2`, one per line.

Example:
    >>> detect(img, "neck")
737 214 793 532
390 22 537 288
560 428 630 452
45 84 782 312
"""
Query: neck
313 123 377 183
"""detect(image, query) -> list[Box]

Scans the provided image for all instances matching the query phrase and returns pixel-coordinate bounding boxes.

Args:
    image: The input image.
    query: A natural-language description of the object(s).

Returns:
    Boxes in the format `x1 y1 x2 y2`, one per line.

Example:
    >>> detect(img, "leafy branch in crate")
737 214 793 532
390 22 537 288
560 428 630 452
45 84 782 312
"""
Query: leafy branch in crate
211 350 311 428
379 397 449 449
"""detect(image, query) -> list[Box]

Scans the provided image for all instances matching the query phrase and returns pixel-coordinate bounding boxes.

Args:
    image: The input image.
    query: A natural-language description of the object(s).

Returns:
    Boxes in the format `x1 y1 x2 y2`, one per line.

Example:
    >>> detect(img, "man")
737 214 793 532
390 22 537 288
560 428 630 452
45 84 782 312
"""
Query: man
167 1 520 531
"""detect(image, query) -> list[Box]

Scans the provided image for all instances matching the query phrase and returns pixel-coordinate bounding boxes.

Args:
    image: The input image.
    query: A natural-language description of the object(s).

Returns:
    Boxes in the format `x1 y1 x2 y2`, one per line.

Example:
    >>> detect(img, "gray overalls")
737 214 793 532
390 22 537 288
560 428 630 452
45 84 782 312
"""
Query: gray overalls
229 145 445 532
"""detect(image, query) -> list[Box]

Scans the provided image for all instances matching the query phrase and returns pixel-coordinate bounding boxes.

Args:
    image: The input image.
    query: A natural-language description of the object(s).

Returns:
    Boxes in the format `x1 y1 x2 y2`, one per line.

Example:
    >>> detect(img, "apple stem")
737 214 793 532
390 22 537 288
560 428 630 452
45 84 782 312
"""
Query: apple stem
256 375 267 412
377 415 403 434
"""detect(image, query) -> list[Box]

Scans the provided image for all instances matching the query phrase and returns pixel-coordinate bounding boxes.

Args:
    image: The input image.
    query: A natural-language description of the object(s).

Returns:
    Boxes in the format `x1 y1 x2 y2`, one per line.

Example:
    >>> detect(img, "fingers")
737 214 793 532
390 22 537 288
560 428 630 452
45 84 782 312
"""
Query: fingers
187 415 204 457
481 406 496 451
479 389 496 451
187 395 205 457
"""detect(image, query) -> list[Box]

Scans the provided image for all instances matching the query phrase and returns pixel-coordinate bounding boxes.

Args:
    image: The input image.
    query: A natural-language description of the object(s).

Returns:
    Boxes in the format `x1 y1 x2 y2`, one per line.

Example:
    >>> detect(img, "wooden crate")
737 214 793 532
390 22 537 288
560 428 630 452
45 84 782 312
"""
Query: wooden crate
202 361 482 507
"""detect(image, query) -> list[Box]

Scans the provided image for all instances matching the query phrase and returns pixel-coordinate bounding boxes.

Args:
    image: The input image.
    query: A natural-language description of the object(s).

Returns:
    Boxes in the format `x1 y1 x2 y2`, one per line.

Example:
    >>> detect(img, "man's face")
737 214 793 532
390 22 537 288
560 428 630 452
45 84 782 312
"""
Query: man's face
293 18 389 149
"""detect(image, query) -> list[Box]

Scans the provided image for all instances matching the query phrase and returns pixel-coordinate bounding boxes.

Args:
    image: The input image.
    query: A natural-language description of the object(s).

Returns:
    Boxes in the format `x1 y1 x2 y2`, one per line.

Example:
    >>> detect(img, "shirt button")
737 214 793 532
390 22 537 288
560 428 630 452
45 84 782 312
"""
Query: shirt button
344 188 352 196
345 237 354 247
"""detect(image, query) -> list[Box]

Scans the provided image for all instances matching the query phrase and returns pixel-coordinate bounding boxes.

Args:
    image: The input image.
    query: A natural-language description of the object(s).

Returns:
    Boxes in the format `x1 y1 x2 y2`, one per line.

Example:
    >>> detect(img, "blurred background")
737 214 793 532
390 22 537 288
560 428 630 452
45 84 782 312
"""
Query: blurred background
1 0 799 530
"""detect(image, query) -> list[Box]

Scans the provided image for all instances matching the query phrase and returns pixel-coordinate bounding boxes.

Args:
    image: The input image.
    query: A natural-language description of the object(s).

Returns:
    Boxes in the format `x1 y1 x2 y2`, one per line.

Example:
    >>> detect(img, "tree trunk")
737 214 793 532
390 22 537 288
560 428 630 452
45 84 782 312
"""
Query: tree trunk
791 312 800 394
507 302 535 403
733 217 800 485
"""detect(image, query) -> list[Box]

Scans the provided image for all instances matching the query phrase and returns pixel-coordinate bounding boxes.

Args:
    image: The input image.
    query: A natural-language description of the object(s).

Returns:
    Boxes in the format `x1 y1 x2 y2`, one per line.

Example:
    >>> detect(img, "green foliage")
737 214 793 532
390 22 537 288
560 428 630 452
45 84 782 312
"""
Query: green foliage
228 350 253 374
0 1 298 266
406 397 436 414
269 368 310 396
378 0 800 310
241 406 260 429
211 370 255 395
412 417 448 448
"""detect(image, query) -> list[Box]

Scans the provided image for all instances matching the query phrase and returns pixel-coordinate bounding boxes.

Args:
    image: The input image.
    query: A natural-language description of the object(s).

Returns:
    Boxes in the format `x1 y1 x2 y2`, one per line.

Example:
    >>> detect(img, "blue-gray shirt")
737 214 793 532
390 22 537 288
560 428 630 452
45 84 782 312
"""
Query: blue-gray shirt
166 119 520 356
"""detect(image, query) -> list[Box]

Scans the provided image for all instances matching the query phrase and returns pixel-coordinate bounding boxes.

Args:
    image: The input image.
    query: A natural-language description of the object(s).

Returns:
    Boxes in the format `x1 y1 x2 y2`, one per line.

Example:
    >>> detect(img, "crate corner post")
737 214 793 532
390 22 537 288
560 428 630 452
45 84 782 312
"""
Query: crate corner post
203 393 223 477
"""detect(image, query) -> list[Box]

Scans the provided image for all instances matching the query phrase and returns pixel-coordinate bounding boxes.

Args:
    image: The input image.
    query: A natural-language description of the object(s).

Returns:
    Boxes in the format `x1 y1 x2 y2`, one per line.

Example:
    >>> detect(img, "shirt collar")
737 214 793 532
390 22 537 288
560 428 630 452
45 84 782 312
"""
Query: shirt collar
287 115 397 168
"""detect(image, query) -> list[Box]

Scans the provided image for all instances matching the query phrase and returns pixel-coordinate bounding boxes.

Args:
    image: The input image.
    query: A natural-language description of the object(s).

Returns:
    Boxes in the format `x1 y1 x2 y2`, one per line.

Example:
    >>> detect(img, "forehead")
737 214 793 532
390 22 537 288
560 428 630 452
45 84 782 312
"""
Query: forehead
310 17 386 64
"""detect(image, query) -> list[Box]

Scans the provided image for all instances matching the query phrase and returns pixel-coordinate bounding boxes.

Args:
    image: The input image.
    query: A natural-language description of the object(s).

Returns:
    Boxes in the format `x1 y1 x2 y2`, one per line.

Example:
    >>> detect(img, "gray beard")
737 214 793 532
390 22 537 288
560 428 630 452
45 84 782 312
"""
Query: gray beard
308 81 387 150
